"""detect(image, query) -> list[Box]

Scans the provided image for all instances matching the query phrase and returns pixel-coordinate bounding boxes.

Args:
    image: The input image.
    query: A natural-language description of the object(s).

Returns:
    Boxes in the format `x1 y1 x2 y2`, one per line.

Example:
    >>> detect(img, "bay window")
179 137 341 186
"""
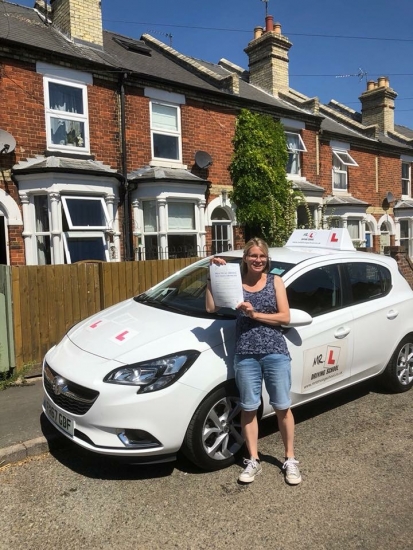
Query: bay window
400 219 412 257
34 195 51 265
61 196 110 262
141 200 200 259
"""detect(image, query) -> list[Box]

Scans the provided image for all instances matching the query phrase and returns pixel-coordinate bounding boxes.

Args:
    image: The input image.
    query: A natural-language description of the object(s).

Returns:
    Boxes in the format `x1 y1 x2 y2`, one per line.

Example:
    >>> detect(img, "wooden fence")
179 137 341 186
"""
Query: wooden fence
9 258 198 371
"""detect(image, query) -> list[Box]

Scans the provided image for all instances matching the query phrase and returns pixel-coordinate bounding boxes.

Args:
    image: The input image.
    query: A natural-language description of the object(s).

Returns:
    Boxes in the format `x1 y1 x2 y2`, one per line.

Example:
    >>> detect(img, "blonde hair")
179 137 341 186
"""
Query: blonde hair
241 238 270 276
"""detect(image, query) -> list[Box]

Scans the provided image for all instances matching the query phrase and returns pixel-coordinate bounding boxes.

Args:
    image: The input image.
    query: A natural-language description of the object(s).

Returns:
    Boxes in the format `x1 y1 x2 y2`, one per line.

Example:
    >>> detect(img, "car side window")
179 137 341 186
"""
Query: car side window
286 265 341 317
345 262 392 304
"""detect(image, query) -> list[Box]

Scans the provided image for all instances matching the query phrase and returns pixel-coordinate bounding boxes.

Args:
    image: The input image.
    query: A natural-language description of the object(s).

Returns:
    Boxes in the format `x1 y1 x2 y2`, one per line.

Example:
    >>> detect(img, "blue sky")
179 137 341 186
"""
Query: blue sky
15 0 413 128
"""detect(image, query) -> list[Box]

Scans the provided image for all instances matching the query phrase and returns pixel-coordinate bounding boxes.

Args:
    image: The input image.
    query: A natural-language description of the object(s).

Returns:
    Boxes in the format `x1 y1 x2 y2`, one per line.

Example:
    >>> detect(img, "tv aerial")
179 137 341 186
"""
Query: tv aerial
261 0 269 17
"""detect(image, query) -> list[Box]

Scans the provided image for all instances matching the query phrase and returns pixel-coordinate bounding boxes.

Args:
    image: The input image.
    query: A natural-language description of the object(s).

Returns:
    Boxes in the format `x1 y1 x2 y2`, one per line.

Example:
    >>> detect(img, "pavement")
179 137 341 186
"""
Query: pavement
0 375 67 467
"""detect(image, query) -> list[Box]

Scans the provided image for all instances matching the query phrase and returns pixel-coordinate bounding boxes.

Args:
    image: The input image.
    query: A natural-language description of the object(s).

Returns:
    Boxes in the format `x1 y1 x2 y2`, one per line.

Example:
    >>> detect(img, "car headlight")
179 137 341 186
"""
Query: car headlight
103 350 200 393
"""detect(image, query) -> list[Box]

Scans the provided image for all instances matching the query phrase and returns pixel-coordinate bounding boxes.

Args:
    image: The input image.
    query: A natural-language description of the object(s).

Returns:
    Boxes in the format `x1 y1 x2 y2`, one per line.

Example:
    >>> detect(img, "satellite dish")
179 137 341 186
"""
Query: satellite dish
386 191 395 203
195 150 213 169
0 129 16 154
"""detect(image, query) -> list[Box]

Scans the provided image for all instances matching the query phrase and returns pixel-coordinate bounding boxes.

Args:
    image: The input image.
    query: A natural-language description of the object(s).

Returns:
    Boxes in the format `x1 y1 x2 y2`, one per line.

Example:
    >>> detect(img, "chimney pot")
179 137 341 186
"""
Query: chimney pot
378 76 386 88
265 15 274 32
273 22 282 34
367 80 375 91
254 26 264 39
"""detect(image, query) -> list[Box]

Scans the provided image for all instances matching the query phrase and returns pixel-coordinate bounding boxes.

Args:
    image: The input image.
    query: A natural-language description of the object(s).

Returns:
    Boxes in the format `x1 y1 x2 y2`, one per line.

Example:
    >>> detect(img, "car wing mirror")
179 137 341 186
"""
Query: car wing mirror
282 308 313 328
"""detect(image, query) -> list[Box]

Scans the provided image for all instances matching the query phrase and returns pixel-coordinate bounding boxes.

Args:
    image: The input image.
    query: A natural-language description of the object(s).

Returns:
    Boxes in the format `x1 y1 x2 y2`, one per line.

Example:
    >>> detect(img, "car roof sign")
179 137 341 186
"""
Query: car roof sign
285 229 356 251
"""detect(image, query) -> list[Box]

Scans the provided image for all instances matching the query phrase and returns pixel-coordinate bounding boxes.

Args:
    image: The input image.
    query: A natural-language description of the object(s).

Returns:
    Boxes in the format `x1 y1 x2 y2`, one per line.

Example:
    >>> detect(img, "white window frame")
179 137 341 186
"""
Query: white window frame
399 219 413 257
150 100 182 163
61 196 109 230
44 76 90 153
62 231 109 263
332 150 358 191
33 194 51 265
402 162 411 198
167 201 196 232
285 132 307 176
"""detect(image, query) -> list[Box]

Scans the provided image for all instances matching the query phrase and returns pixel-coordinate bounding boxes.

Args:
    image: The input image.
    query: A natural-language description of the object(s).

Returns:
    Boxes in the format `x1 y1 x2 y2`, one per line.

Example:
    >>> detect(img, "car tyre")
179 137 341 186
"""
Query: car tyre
182 384 244 471
380 334 413 393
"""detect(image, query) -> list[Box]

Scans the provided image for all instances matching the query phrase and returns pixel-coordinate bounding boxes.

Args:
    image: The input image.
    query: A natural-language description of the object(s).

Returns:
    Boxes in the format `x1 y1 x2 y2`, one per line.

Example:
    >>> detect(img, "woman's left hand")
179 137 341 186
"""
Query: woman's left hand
236 301 256 318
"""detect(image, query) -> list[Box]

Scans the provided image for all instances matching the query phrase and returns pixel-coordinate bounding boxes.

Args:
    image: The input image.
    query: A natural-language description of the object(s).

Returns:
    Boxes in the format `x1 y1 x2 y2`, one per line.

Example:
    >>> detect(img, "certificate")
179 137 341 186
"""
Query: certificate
209 263 244 309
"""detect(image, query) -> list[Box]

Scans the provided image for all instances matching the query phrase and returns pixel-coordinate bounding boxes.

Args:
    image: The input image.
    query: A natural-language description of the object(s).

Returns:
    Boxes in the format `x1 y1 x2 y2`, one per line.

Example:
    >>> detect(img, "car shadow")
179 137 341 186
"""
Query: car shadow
41 413 217 479
41 377 385 480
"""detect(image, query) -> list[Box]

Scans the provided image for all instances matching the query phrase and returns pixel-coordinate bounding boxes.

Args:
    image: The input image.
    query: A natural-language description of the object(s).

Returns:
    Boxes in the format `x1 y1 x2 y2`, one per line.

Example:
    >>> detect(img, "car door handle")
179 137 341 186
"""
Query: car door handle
334 326 351 339
386 309 399 320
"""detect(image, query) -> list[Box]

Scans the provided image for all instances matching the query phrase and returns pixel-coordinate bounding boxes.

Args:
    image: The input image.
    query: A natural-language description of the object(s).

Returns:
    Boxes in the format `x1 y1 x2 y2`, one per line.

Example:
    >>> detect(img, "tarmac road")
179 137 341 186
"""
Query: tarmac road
1 380 412 550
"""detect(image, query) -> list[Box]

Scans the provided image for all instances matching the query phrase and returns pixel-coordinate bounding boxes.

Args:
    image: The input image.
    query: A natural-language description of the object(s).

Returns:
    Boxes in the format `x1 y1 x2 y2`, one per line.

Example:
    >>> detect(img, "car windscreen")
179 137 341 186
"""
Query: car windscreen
134 257 295 318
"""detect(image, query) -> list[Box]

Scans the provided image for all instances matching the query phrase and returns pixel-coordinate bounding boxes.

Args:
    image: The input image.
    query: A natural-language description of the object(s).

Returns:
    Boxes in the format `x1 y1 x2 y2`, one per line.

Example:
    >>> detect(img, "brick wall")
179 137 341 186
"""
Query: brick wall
386 246 413 289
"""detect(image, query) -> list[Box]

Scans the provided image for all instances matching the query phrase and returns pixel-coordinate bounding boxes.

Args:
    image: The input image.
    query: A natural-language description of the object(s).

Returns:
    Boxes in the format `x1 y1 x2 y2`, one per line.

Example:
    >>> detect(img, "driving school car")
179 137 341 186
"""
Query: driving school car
43 229 413 471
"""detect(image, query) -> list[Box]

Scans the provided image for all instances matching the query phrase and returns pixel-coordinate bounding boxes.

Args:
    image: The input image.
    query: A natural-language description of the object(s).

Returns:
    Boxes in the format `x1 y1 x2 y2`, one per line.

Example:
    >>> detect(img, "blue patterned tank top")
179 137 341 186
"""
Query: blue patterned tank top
235 273 290 357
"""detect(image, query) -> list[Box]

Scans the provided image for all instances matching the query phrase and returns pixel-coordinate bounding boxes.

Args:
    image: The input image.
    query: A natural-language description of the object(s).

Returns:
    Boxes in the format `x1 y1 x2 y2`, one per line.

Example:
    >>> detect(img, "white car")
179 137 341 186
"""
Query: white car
42 229 413 471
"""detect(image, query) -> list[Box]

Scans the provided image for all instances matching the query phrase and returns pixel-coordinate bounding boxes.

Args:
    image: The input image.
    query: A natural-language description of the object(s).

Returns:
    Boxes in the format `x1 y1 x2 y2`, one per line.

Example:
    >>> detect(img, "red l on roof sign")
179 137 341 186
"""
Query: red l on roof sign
285 229 356 251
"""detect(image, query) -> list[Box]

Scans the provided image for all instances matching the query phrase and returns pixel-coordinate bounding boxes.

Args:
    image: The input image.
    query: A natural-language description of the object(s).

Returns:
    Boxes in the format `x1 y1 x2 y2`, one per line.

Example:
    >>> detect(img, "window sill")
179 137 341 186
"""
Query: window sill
149 160 187 170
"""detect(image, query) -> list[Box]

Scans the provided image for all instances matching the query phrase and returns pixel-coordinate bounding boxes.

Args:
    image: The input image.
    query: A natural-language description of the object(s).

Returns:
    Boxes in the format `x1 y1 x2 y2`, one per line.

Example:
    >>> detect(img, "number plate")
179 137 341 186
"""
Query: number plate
43 395 75 437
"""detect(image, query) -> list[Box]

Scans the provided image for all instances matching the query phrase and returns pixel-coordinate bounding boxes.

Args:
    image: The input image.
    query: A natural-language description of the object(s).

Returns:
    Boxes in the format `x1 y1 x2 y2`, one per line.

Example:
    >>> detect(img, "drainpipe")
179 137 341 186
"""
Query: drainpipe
120 73 132 261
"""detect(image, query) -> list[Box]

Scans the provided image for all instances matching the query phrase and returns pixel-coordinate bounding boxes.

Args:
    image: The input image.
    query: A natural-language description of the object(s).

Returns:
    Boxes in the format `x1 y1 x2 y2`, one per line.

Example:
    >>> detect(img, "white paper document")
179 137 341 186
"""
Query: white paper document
209 263 244 309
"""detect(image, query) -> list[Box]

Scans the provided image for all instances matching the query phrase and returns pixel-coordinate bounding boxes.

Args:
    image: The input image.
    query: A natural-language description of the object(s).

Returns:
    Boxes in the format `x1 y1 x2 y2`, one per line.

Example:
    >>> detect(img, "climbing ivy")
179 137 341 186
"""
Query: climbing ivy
229 109 304 246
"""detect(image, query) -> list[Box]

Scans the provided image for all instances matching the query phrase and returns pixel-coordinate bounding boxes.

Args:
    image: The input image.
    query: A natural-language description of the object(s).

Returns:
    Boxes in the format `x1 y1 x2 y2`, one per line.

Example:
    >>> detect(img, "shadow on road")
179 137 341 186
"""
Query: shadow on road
43 377 383 480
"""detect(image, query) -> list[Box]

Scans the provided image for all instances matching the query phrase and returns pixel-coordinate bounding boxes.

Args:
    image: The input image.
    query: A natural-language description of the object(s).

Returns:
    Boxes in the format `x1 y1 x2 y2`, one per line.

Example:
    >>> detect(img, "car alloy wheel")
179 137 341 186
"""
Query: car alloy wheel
182 384 244 471
381 334 413 393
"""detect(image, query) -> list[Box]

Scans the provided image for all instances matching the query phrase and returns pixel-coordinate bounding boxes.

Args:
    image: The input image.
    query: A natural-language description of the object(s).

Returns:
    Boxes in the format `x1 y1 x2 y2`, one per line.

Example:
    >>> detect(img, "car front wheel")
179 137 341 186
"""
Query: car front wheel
182 384 244 471
381 334 413 393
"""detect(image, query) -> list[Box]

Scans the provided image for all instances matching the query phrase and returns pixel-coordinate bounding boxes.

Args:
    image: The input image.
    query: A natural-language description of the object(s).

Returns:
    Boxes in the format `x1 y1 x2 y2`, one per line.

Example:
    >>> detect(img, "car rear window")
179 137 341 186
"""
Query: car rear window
345 262 392 303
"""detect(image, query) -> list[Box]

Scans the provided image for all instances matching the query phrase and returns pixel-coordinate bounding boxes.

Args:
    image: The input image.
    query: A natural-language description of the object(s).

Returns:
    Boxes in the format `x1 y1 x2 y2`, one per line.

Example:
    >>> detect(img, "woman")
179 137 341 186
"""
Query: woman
206 238 301 485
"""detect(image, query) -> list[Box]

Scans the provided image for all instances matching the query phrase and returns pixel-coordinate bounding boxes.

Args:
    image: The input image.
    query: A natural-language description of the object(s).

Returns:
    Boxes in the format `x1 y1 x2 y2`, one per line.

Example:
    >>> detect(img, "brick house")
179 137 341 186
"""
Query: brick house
1 1 413 266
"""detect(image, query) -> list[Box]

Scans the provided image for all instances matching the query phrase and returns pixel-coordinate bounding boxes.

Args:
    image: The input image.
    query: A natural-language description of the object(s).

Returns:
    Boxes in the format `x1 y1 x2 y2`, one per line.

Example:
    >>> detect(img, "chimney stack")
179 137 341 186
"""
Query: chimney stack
359 77 397 134
50 0 103 48
244 17 292 97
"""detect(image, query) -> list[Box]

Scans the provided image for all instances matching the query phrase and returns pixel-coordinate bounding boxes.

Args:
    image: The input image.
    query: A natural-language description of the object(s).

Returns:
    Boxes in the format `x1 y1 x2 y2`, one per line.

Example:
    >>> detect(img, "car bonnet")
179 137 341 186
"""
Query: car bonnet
65 298 231 362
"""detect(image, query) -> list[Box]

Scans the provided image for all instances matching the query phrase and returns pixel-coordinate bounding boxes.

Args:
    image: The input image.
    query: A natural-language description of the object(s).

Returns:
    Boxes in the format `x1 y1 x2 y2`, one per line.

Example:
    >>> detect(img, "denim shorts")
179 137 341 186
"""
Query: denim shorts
233 353 292 411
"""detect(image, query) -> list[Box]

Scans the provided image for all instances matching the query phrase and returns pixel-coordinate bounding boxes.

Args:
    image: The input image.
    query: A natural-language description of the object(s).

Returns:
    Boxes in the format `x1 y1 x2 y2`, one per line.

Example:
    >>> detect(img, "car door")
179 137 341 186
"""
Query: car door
279 262 354 407
344 260 406 380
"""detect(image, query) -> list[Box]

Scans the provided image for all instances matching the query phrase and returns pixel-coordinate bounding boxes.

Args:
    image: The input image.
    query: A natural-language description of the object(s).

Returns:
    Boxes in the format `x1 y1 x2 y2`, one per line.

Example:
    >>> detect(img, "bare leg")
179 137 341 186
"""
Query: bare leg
241 410 259 459
275 408 295 458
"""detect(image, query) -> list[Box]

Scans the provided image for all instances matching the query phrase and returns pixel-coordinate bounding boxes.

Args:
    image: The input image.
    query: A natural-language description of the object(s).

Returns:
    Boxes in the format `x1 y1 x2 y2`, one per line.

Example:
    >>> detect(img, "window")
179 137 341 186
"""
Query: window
400 220 413 257
61 196 109 263
346 220 361 246
345 262 391 304
402 162 411 197
211 207 232 254
286 265 342 317
62 196 109 229
286 132 307 175
151 102 181 161
332 150 358 191
44 78 89 152
34 195 51 265
141 200 199 259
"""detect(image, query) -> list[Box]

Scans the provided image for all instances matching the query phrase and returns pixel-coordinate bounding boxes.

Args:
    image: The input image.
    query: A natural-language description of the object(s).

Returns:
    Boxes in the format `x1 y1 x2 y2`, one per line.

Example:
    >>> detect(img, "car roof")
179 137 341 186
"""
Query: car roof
219 247 396 267
216 229 398 270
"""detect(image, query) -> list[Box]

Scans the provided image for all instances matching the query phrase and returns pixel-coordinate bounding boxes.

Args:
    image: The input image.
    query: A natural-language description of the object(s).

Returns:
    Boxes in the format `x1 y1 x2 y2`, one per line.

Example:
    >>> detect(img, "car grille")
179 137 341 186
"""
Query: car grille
43 362 99 415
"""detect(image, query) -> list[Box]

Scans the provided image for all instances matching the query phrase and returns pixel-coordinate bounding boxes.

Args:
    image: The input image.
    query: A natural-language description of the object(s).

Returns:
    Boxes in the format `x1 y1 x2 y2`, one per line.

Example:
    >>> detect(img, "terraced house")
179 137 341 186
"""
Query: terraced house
1 0 413 266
